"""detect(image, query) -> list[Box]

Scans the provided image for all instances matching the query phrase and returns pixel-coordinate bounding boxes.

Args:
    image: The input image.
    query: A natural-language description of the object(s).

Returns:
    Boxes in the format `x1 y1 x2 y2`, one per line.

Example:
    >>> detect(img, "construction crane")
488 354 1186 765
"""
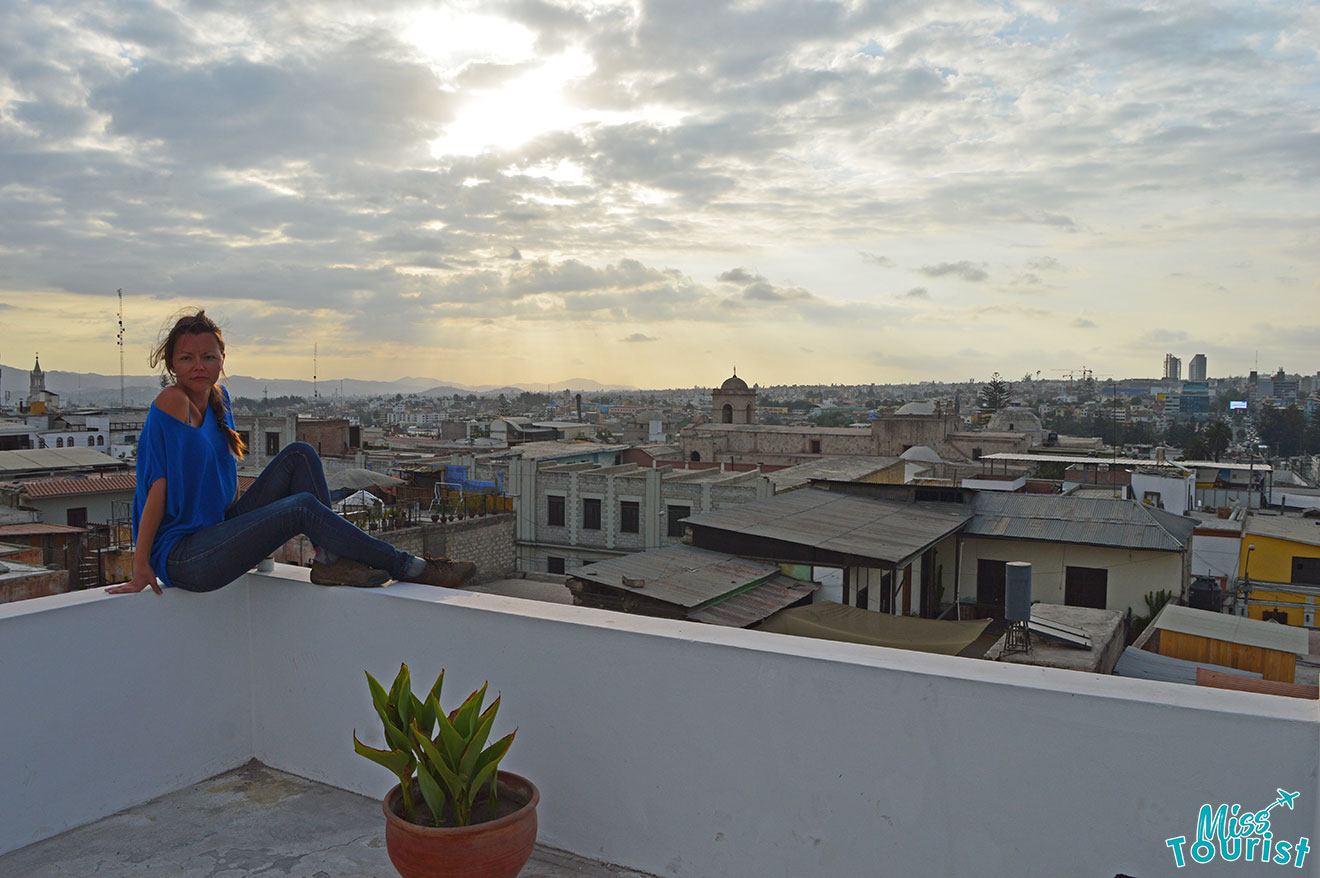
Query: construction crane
1050 367 1096 386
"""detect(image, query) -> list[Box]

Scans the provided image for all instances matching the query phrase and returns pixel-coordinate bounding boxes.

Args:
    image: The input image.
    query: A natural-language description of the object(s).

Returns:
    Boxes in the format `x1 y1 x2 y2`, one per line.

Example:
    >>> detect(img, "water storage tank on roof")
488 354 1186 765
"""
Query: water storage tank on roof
1005 561 1032 622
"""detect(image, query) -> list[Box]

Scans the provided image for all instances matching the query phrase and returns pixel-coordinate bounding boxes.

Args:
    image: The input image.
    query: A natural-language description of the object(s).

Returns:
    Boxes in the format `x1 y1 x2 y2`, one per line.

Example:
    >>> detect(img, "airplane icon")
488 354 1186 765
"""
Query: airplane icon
1270 789 1300 811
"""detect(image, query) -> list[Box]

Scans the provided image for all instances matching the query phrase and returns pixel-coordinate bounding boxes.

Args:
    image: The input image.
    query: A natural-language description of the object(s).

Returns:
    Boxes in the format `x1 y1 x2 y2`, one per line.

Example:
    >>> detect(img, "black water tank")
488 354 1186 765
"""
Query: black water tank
1188 576 1222 612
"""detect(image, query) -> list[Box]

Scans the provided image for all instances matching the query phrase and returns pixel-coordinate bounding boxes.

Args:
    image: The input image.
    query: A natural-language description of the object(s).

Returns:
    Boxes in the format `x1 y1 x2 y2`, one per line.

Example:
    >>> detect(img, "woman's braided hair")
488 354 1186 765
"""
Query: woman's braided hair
150 309 247 459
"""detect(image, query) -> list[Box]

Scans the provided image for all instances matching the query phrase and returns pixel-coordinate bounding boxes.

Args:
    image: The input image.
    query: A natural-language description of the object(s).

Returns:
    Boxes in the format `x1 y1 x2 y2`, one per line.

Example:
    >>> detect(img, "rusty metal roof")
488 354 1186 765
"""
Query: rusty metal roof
683 488 973 565
569 544 804 609
0 522 88 536
0 447 124 477
966 493 1195 552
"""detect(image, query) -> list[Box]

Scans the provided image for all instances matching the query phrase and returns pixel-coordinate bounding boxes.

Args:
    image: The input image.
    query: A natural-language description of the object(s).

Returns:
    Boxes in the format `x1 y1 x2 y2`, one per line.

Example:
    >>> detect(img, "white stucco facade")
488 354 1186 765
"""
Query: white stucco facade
1 570 1315 877
958 535 1188 616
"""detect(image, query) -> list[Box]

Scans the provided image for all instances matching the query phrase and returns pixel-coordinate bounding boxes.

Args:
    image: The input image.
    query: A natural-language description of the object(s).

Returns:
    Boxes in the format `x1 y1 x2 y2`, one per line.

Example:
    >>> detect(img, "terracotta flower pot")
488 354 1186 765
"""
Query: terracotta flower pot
383 771 539 878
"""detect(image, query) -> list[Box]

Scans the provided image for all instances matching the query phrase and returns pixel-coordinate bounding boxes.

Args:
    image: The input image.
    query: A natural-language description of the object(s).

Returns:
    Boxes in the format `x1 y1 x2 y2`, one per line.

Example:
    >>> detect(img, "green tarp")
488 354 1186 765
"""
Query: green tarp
759 601 990 656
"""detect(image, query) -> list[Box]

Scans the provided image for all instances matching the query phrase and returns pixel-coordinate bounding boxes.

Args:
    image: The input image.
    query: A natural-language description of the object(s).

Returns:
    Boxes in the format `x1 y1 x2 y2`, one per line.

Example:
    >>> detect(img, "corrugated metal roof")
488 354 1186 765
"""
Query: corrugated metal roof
569 544 794 608
1113 646 1263 684
1244 512 1320 549
766 456 901 492
688 574 813 627
966 493 1195 552
0 447 123 476
1154 603 1309 655
684 489 972 565
1195 668 1318 700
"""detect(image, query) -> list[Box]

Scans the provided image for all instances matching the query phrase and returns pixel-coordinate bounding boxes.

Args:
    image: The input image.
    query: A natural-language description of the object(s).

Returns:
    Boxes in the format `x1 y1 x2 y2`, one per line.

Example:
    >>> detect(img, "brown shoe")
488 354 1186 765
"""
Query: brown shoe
309 557 391 588
409 557 477 589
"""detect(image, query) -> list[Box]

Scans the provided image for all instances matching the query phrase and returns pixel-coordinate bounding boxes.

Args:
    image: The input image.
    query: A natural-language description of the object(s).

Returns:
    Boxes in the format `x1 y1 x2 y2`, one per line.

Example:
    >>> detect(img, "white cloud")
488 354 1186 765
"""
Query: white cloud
1 0 1317 383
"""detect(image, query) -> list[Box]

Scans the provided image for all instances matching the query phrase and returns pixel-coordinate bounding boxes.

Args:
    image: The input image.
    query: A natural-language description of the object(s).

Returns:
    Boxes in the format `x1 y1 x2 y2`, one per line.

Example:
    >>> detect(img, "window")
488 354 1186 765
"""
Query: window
721 403 733 423
1064 566 1108 609
55 437 64 448
96 435 104 446
547 495 565 526
582 498 602 530
124 434 136 443
810 439 821 454
547 556 565 575
237 431 249 451
971 448 982 460
666 505 690 538
265 431 281 456
620 501 640 534
690 451 701 462
855 584 869 610
86 436 94 446
66 507 88 528
1292 557 1320 586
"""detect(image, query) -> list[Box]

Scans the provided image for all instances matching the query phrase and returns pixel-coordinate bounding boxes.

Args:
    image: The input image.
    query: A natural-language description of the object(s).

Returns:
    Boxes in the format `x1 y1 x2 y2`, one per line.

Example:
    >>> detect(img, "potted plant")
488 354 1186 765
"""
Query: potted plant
354 664 539 878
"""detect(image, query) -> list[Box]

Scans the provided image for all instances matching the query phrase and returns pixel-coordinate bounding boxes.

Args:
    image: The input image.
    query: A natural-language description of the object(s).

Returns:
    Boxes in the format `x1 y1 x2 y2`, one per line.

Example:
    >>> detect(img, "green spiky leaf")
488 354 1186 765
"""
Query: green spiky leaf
366 671 395 727
415 756 449 827
451 683 488 738
353 733 412 781
413 726 465 803
431 697 466 768
459 696 500 778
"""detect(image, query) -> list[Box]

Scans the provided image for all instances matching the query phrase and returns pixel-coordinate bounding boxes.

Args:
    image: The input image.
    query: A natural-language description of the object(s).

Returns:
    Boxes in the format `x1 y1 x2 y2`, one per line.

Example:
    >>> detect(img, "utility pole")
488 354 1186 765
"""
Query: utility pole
117 289 126 408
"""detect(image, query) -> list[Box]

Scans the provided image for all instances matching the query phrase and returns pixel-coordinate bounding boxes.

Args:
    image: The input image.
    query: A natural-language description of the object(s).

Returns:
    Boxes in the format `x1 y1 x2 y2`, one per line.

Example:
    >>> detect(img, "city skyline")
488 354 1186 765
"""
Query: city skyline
2 1 1318 387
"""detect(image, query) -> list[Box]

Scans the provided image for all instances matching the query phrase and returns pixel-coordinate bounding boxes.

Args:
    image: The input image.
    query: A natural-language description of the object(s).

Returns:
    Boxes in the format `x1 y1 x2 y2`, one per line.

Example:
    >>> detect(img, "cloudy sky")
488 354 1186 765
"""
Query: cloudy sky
1 1 1317 389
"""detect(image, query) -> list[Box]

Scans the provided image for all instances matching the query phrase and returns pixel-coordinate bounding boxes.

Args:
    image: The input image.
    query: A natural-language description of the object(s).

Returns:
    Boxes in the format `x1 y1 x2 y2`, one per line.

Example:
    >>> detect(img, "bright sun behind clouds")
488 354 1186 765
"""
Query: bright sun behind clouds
430 49 597 157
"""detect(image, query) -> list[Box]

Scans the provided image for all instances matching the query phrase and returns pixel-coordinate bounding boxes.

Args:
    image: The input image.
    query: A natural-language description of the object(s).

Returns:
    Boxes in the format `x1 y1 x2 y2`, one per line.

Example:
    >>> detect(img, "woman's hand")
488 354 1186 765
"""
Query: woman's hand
107 566 163 595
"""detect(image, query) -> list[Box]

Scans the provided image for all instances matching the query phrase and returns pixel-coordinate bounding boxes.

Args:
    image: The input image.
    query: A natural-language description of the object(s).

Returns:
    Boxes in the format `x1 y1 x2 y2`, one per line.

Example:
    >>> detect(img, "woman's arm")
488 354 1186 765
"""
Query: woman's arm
107 477 166 595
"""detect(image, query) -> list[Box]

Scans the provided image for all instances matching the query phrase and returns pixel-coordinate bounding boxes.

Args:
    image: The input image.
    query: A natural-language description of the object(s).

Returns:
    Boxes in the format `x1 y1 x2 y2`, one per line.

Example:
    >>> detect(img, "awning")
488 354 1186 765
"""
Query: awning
758 601 989 656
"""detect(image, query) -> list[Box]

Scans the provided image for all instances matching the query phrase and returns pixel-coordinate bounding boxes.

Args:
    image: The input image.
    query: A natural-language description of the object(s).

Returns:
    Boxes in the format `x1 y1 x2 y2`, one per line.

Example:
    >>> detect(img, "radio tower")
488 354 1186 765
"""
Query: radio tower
313 343 319 402
117 289 126 408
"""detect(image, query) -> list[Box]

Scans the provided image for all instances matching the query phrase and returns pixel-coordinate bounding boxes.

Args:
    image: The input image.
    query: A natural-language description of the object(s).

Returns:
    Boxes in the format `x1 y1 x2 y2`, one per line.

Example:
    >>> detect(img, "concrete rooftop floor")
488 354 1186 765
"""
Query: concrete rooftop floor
0 762 657 878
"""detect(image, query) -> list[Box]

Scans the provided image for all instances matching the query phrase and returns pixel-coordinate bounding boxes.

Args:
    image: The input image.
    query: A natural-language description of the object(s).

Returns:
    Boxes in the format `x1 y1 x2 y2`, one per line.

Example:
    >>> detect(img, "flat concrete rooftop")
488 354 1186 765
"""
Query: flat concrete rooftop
0 762 655 878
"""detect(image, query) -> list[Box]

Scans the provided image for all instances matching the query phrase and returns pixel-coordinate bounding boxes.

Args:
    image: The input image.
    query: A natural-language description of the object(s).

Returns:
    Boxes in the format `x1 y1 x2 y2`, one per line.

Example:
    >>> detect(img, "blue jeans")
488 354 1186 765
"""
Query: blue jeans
166 443 415 592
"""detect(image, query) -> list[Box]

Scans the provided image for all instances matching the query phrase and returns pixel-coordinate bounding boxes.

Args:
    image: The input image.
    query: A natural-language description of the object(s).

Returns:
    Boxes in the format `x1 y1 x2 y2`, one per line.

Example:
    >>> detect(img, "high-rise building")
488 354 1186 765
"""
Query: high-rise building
1163 354 1181 381
1188 354 1206 381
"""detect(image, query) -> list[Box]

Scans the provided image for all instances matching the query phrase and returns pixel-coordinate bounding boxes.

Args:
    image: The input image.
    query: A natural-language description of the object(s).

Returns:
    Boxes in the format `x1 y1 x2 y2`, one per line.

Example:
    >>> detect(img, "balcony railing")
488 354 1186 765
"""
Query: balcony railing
1 568 1316 876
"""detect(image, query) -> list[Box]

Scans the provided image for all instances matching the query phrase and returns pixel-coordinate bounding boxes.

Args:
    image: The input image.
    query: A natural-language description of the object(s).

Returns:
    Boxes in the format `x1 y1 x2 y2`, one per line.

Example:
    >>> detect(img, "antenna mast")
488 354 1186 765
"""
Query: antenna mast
313 343 319 402
117 289 126 408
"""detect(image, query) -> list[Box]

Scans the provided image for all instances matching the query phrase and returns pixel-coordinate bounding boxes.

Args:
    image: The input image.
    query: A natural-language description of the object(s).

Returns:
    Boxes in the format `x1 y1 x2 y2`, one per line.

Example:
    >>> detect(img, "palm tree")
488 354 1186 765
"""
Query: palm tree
1204 420 1232 462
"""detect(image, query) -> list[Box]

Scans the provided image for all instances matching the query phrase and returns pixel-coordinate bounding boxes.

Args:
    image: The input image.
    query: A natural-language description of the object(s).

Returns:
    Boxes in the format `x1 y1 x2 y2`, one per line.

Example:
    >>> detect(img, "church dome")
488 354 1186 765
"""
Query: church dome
719 373 749 392
986 407 1043 433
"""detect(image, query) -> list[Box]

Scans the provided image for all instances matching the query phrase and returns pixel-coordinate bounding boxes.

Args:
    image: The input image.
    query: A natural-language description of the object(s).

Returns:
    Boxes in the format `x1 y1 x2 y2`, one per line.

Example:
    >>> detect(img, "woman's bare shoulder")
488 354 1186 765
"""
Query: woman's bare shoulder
152 386 191 424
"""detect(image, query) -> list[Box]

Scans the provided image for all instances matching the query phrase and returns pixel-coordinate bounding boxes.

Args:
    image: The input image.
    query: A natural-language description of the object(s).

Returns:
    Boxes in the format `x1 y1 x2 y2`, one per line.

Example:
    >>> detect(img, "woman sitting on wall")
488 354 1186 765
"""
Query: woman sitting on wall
108 310 474 595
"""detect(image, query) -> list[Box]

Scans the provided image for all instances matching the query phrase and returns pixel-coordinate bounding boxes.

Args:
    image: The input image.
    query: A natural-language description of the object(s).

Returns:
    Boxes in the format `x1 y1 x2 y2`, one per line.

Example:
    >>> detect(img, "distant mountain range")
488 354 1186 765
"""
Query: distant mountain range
0 363 634 406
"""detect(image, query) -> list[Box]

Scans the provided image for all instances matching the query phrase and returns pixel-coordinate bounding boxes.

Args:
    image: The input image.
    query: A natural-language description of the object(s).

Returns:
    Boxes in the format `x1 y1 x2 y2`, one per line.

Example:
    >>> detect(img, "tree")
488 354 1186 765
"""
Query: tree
1258 405 1308 457
1203 420 1232 462
978 372 1013 411
1182 433 1210 460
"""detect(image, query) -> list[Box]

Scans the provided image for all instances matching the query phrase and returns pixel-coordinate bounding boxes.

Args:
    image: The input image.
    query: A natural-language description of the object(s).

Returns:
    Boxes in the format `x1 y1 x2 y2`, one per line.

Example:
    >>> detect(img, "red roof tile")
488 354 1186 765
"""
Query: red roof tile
13 473 137 499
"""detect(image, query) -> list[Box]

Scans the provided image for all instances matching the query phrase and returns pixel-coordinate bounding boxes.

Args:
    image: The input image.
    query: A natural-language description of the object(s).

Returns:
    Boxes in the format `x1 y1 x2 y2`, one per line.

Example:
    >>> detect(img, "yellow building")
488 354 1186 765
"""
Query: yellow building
1239 513 1320 628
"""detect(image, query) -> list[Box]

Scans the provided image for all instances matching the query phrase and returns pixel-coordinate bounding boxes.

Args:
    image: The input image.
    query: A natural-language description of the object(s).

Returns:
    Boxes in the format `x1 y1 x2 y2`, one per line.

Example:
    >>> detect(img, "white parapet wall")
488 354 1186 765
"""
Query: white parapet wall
0 584 255 854
2 564 1318 877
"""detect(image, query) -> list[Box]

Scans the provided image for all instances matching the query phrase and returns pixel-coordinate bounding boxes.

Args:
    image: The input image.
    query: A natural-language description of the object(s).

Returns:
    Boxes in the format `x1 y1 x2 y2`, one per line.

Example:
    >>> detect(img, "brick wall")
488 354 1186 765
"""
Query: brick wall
296 420 351 457
0 567 69 603
378 515 515 583
271 515 515 583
